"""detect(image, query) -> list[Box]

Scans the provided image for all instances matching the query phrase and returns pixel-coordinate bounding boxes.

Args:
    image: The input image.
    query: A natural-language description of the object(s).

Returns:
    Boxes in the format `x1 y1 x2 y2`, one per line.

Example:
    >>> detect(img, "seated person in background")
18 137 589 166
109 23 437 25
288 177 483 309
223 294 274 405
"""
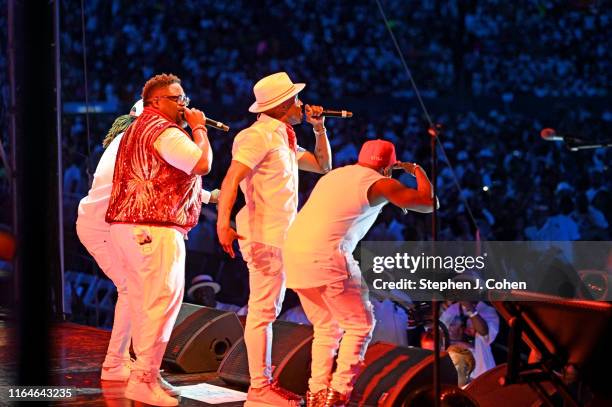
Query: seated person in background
447 344 476 388
446 314 470 347
441 301 499 379
187 274 245 314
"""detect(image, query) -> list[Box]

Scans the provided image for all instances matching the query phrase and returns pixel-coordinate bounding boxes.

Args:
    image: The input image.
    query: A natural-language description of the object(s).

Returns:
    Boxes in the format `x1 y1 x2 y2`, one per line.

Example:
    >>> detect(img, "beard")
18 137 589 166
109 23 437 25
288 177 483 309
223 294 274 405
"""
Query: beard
289 110 303 125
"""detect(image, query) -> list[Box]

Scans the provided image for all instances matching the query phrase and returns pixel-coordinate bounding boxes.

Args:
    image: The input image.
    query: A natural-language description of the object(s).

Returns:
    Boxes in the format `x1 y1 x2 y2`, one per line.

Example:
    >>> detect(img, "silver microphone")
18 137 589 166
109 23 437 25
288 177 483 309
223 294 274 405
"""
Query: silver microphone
180 110 230 132
205 118 230 132
313 109 353 118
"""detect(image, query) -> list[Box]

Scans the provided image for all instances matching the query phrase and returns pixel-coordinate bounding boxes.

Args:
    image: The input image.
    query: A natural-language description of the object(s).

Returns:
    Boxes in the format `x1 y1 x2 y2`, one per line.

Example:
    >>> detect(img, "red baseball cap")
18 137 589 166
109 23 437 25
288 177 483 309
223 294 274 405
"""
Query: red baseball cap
358 139 397 169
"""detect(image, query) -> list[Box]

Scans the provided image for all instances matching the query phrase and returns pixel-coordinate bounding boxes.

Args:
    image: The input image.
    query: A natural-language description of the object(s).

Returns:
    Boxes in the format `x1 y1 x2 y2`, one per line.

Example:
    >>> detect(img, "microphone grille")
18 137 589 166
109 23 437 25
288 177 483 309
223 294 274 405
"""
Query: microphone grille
540 128 555 139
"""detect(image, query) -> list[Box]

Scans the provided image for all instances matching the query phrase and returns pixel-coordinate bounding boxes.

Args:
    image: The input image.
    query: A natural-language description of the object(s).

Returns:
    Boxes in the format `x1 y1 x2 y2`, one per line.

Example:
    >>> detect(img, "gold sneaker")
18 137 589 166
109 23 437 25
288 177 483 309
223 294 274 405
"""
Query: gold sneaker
323 387 348 407
306 388 327 407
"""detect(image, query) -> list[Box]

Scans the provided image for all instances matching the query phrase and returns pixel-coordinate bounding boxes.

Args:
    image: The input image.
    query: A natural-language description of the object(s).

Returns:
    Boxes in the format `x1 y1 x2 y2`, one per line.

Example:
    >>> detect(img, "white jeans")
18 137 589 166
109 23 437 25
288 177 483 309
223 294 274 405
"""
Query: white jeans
109 224 185 373
241 242 286 389
76 223 131 368
294 256 374 396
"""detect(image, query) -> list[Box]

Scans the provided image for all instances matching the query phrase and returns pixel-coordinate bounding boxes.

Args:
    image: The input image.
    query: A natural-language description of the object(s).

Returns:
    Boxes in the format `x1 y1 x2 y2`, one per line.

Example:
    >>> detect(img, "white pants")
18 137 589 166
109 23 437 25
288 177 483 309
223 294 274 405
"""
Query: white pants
109 224 185 373
241 242 286 389
294 257 374 396
76 223 131 368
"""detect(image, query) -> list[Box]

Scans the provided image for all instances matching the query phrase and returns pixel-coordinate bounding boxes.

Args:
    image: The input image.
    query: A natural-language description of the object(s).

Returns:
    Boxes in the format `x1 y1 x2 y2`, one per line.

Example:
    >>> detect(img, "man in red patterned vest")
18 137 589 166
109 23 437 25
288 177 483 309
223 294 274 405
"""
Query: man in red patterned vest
106 73 212 406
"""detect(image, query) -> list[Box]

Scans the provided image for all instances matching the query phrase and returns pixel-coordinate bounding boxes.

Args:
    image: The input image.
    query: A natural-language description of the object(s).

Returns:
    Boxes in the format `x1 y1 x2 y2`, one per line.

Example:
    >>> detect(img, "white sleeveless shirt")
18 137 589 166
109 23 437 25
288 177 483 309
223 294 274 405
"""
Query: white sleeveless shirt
284 164 387 288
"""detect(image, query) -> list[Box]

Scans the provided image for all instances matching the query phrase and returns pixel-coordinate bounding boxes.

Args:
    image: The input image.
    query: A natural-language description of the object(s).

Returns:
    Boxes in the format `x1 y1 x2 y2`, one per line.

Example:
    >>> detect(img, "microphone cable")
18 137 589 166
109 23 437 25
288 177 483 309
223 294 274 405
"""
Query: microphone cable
373 3 483 407
374 0 480 237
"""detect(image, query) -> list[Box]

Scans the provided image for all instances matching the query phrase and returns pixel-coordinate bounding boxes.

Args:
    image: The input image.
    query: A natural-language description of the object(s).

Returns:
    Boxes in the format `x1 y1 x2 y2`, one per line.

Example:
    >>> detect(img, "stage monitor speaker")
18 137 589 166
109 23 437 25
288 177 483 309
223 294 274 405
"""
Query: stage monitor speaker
218 320 313 394
349 342 458 407
489 291 612 403
162 303 244 373
490 290 612 367
465 363 557 407
403 385 479 407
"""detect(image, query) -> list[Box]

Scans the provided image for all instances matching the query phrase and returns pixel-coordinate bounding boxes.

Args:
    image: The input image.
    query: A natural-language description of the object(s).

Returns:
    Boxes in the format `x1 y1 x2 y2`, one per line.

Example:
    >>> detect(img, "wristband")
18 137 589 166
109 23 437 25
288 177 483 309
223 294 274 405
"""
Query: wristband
192 124 207 133
313 127 327 136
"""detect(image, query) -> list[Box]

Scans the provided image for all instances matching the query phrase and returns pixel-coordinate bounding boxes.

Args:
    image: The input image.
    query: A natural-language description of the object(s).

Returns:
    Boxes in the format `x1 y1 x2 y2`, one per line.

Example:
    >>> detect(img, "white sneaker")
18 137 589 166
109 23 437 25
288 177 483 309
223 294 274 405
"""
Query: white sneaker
124 371 178 406
101 361 130 381
158 373 181 396
245 381 303 407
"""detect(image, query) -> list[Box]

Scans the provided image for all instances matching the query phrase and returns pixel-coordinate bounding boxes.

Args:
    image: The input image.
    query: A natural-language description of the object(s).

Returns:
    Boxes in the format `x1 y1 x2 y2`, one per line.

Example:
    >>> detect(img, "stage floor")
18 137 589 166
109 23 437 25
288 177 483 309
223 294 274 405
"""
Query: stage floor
0 321 246 406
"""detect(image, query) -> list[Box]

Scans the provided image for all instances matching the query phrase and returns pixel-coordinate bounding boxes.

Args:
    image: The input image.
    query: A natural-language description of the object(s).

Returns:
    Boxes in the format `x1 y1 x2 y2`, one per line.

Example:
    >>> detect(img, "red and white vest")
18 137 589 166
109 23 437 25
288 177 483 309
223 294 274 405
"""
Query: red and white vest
105 107 202 231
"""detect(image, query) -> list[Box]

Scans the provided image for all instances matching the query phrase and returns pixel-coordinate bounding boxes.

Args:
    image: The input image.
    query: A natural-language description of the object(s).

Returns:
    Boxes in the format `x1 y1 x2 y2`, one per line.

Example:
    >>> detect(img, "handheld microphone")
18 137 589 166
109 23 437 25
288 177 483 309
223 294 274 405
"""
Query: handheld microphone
314 109 353 118
540 128 587 144
181 110 230 132
540 128 564 141
205 118 230 132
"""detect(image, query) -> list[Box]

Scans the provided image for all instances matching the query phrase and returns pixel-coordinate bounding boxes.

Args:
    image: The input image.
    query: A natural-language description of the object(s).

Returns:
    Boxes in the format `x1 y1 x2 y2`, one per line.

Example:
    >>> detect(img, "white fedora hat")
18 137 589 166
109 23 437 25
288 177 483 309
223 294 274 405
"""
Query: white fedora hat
187 274 221 300
130 99 144 117
249 72 305 113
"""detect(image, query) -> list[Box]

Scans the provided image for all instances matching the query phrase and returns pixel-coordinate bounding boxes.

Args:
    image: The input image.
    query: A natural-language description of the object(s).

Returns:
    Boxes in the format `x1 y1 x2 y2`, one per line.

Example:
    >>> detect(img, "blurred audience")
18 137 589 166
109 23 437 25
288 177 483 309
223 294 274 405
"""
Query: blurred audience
0 3 609 364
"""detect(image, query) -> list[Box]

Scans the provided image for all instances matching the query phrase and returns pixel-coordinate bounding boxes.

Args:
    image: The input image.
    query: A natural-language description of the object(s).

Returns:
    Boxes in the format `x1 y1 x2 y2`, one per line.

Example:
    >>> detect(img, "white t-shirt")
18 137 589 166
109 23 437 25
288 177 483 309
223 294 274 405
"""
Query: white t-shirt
283 164 386 288
77 129 209 231
232 114 305 249
77 134 123 231
371 298 408 346
153 127 203 175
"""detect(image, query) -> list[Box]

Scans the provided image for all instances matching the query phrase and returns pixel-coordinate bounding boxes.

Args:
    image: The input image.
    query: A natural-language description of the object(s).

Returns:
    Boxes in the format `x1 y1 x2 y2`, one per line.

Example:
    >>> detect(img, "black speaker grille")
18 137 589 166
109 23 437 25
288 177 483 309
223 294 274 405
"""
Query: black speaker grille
348 342 457 407
166 306 229 357
218 321 313 387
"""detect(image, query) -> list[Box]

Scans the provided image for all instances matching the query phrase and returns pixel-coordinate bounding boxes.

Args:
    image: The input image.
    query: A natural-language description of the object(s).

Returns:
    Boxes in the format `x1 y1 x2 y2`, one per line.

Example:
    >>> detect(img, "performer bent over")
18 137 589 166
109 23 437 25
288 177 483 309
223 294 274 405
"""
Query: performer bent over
76 100 218 390
217 72 331 406
283 139 435 407
106 73 212 406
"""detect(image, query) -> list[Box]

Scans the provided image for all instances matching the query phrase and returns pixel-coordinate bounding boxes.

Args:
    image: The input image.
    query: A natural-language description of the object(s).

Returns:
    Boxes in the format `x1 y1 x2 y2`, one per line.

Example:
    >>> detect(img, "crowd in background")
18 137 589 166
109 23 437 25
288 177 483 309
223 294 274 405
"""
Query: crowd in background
1 0 611 320
57 0 610 102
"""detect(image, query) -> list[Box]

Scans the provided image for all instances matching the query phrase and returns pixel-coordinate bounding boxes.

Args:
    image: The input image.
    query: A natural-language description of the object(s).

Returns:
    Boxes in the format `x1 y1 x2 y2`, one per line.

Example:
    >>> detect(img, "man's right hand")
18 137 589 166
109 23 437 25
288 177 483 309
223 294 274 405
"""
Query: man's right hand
209 189 220 204
183 107 207 129
394 161 420 176
217 225 244 258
